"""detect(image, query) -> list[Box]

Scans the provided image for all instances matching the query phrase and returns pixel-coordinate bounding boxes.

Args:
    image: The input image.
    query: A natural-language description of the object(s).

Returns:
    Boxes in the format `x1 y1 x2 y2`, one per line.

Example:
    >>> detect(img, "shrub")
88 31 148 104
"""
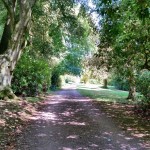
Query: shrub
109 75 129 91
89 79 100 84
12 51 51 96
50 67 62 90
81 74 89 84
136 70 150 109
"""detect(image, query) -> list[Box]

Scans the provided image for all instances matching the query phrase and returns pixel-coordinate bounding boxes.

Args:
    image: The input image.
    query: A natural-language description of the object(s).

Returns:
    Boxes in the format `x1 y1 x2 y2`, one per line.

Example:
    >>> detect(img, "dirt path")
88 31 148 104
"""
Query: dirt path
15 87 149 150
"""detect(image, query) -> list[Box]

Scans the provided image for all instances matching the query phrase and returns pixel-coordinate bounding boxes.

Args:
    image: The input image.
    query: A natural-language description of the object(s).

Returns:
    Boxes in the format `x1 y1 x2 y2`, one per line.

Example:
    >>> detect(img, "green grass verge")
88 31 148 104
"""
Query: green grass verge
26 97 42 103
77 84 129 103
26 90 55 103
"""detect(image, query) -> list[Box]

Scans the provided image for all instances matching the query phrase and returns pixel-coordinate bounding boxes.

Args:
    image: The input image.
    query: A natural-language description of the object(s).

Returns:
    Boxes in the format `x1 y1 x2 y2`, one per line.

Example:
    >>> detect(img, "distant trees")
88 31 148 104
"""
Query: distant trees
90 0 150 103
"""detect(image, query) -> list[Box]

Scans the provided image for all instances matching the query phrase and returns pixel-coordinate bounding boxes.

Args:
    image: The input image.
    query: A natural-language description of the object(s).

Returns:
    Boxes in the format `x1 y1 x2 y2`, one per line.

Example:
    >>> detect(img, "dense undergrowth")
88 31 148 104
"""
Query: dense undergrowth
12 51 51 97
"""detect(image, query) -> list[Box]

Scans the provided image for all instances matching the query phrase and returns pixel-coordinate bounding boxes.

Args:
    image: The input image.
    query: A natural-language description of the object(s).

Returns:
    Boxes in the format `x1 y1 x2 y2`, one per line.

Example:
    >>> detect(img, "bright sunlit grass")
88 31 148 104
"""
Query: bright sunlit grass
77 84 129 103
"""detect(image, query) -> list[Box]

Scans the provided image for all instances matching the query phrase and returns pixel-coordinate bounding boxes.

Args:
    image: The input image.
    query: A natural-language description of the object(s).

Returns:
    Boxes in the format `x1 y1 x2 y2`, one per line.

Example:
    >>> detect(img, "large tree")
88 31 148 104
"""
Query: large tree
0 0 96 98
0 0 36 98
0 0 77 98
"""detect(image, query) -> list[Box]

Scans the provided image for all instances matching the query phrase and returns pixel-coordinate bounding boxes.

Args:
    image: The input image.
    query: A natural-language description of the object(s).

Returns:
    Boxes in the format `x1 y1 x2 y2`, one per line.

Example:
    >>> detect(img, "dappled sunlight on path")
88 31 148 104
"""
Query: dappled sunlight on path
16 88 149 150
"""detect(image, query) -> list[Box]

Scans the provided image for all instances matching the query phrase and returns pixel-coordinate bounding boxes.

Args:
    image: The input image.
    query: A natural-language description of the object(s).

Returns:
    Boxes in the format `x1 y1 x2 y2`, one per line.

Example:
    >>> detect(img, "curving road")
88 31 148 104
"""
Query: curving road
16 88 149 150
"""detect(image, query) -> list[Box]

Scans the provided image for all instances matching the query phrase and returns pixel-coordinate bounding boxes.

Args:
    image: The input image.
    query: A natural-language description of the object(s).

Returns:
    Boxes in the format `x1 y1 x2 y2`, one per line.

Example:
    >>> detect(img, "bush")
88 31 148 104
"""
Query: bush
109 75 129 91
12 51 51 96
89 79 100 84
136 70 150 109
50 67 62 90
81 74 89 84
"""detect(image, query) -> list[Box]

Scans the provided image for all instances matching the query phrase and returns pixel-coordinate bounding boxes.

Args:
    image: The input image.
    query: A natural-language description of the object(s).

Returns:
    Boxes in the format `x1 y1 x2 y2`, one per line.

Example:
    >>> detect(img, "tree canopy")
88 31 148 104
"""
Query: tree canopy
0 0 149 108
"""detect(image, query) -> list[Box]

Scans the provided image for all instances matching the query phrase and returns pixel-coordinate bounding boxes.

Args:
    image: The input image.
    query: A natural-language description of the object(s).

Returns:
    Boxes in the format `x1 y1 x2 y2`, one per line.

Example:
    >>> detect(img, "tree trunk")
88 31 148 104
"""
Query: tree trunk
0 0 36 99
127 85 136 101
103 78 108 88
127 76 136 101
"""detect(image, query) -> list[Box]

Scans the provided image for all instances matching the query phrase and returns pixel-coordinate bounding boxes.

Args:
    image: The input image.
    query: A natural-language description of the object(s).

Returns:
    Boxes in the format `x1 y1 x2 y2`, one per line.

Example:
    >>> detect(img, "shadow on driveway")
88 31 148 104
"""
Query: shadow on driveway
16 89 149 150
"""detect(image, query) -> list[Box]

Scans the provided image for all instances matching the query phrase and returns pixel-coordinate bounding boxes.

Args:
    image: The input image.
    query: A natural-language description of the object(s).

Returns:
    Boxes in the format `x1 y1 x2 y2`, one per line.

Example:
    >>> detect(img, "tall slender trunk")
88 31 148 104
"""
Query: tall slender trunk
103 78 108 88
0 0 36 99
127 75 136 101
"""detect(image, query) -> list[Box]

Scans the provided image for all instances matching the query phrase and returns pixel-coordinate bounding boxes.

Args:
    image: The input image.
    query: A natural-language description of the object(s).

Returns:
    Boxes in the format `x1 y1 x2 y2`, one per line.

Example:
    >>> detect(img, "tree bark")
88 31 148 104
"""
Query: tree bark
103 78 108 88
127 76 136 101
0 0 36 99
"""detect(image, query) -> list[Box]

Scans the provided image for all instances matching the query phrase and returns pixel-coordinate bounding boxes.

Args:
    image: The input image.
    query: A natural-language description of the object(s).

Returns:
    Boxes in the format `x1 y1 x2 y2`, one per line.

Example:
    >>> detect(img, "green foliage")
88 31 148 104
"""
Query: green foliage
91 0 150 102
136 70 150 115
77 84 129 103
81 74 89 84
50 66 62 90
26 97 42 103
30 0 94 80
109 75 129 91
0 87 14 99
89 79 100 84
62 51 82 76
25 1 95 93
0 1 7 39
31 0 93 58
137 70 150 103
12 51 51 96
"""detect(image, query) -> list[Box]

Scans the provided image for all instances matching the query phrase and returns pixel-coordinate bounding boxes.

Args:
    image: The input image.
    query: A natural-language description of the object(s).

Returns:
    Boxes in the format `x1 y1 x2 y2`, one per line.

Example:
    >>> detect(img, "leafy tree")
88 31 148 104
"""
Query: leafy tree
137 70 150 109
109 73 129 91
12 50 51 96
0 0 36 98
49 4 97 86
31 0 68 57
0 0 93 98
50 65 63 89
112 0 149 100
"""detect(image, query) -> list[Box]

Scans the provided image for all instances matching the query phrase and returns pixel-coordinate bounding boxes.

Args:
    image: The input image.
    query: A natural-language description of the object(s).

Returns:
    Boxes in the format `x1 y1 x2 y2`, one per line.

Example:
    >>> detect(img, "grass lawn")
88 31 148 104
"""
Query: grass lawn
77 84 129 103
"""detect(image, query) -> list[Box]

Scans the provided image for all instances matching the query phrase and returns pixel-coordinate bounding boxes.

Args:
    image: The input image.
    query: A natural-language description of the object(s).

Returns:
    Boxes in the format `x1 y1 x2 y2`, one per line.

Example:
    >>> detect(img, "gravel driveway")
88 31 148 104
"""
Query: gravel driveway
15 88 149 150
